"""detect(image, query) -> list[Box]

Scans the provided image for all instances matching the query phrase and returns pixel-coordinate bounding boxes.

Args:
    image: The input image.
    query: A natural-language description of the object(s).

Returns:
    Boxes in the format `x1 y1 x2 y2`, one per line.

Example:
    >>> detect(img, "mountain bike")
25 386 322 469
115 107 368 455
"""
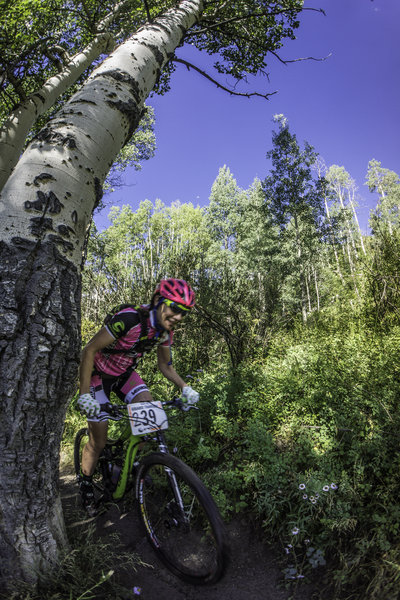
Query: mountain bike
74 398 229 585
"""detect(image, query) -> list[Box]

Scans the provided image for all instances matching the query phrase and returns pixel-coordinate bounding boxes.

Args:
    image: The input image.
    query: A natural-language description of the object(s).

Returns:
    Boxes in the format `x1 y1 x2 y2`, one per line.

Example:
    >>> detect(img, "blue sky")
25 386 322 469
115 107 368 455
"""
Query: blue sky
96 0 399 233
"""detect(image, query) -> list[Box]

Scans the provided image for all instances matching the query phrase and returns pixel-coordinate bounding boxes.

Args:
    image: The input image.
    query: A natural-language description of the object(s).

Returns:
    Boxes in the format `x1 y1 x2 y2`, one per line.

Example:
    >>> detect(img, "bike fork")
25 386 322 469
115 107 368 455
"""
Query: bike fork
156 433 188 524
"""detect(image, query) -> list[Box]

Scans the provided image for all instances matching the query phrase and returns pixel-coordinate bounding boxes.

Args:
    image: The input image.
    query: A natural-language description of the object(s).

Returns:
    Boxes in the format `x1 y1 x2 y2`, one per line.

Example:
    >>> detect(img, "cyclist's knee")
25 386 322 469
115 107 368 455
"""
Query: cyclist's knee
131 390 153 404
87 422 108 452
87 437 105 454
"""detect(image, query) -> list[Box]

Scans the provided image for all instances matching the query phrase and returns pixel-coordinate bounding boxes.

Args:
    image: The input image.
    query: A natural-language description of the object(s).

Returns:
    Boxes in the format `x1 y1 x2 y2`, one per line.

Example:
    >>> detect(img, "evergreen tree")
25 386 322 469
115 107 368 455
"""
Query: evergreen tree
262 115 326 322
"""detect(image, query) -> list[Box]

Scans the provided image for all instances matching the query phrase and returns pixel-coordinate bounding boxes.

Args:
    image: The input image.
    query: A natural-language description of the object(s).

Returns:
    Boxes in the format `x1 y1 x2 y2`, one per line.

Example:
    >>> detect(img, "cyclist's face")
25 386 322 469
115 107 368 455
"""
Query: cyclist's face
157 303 185 331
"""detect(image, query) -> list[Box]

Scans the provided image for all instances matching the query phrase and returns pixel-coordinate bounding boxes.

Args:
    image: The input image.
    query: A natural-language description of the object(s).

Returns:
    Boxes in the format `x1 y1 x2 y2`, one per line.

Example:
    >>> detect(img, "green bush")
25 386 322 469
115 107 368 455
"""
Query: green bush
160 325 400 598
62 320 400 599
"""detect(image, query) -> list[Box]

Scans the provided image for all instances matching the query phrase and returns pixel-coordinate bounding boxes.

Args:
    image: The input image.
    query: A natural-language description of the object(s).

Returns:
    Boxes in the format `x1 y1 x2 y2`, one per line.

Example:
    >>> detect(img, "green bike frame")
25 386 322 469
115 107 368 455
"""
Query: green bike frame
111 424 142 500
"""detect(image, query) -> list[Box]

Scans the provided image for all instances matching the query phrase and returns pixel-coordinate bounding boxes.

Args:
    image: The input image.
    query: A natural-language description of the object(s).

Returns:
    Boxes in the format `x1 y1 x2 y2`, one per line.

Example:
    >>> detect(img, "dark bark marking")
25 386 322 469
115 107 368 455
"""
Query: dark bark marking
57 224 74 238
34 127 77 150
10 237 37 249
106 98 141 142
33 173 56 186
145 23 171 36
70 98 96 105
25 191 64 215
71 210 78 224
33 92 46 103
95 70 141 104
94 178 103 209
29 217 54 236
177 24 187 38
47 234 74 252
142 42 164 67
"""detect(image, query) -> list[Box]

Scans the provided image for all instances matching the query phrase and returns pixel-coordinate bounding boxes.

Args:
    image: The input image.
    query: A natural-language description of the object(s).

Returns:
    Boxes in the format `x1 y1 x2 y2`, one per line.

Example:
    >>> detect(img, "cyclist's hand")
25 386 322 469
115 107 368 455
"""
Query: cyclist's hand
77 393 100 418
182 386 199 406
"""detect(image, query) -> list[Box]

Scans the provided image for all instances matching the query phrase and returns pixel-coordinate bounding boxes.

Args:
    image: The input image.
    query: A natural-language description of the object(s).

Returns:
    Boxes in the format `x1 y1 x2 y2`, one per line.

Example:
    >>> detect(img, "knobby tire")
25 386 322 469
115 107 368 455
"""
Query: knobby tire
136 452 229 584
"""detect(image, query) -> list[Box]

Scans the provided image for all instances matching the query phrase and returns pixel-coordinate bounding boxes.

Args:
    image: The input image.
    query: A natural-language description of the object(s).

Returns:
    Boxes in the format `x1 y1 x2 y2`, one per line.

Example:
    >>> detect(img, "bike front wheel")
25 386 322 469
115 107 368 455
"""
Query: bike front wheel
136 452 229 585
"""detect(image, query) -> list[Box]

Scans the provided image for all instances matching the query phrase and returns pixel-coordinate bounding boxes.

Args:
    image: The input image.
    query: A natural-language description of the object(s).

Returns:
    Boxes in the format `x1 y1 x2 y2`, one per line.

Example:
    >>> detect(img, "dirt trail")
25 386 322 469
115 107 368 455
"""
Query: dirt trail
60 472 319 600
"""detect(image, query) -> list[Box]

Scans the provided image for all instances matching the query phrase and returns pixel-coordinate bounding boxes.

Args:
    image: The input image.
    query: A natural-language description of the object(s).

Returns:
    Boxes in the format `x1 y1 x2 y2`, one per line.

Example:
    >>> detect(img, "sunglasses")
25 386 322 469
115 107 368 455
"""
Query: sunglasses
162 298 191 316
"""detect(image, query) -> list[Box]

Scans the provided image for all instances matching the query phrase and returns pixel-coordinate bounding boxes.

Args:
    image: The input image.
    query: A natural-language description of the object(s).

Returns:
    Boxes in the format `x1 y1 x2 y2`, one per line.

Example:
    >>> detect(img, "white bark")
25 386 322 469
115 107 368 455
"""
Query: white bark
347 185 366 254
0 33 115 192
0 0 204 266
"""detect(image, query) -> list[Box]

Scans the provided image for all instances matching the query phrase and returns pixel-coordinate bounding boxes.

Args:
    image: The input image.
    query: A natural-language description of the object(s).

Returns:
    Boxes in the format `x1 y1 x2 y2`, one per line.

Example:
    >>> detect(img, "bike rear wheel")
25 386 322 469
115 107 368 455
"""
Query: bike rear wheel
136 452 229 584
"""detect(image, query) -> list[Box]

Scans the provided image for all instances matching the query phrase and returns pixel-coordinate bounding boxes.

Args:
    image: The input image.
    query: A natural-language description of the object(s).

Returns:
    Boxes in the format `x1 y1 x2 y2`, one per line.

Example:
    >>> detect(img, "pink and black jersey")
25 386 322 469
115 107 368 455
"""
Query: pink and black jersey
94 304 172 377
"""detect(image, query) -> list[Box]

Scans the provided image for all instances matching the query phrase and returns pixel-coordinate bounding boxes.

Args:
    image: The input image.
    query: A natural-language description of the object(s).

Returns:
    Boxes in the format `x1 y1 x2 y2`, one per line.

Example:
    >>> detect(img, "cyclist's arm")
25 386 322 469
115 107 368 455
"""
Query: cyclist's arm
79 327 115 395
157 345 186 390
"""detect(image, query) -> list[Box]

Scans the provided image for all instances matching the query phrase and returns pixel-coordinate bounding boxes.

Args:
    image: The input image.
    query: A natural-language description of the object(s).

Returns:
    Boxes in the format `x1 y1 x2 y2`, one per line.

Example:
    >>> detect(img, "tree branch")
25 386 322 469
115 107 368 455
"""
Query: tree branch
97 0 142 32
78 0 96 33
188 7 326 38
173 57 276 99
269 49 332 66
142 0 151 22
6 71 27 102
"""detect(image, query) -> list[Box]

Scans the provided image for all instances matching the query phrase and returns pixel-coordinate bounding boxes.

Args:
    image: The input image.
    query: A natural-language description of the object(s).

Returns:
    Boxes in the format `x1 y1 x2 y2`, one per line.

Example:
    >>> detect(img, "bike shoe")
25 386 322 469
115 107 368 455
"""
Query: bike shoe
79 479 98 517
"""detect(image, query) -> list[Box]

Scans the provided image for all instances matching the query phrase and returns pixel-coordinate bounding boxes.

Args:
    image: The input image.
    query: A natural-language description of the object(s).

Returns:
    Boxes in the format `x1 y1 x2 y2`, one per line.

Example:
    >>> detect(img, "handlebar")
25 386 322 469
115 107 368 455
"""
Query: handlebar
100 396 197 418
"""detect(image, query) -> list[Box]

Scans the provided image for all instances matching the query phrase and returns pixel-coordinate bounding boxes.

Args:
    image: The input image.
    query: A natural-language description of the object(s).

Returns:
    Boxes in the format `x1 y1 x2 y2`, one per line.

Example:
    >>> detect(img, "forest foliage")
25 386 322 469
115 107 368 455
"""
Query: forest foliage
72 117 400 600
3 1 398 597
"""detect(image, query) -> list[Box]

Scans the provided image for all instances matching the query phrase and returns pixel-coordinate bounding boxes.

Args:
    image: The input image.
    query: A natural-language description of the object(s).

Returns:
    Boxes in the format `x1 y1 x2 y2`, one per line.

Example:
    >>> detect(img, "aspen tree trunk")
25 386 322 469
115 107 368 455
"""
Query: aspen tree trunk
313 266 320 311
0 0 203 585
376 183 393 234
0 33 115 191
323 193 344 282
305 272 312 312
347 185 366 255
335 185 361 297
337 185 358 257
0 0 139 191
315 160 345 282
292 215 307 322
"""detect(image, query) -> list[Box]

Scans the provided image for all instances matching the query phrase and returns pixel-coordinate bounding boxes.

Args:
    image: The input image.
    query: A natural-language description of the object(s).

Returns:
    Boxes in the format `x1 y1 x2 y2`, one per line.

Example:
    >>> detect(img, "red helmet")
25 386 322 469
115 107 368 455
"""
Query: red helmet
155 279 195 308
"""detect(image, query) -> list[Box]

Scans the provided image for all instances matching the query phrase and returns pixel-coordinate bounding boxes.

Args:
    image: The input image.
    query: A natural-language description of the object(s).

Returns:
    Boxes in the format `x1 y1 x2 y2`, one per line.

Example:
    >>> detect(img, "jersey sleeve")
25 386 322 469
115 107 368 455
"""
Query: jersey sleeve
105 310 141 340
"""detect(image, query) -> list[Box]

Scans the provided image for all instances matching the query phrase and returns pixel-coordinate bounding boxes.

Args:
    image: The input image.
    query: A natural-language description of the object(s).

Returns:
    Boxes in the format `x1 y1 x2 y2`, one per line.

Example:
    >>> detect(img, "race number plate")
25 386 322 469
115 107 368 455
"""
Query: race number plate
127 401 169 435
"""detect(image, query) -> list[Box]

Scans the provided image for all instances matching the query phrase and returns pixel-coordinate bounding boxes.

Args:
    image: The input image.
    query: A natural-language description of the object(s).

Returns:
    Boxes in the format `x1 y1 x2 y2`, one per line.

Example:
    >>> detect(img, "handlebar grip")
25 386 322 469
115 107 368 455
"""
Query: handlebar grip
100 402 120 416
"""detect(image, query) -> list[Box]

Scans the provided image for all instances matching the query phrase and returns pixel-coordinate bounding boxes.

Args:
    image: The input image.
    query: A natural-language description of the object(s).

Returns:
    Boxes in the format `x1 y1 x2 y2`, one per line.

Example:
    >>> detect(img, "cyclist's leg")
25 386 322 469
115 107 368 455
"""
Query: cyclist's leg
79 375 111 513
81 420 108 476
81 374 113 475
115 372 152 453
